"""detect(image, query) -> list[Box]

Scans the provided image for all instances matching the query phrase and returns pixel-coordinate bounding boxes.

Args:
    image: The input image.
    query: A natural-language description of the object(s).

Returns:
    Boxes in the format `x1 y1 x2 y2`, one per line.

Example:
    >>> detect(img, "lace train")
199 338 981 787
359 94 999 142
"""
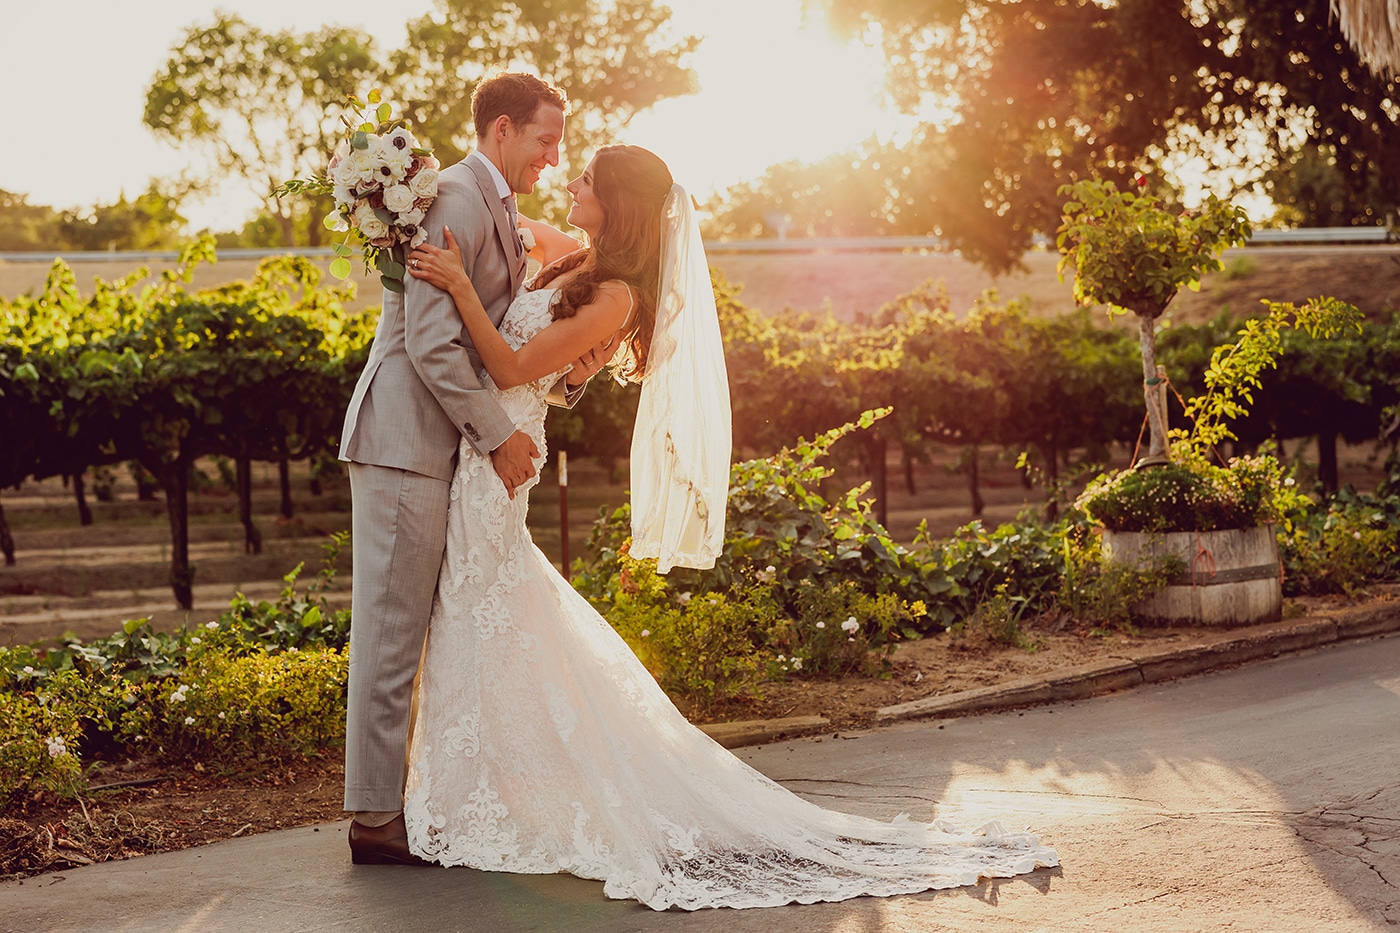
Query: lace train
403 288 1058 909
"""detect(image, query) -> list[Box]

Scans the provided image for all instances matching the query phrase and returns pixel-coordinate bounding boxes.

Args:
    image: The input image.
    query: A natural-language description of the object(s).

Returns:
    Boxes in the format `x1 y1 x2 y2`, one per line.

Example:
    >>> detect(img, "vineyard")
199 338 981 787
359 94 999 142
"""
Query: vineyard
3 240 1400 616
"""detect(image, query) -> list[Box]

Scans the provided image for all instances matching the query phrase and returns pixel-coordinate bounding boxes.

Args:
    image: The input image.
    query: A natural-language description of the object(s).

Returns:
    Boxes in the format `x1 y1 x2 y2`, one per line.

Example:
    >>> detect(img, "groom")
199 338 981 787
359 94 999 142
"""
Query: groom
338 73 596 864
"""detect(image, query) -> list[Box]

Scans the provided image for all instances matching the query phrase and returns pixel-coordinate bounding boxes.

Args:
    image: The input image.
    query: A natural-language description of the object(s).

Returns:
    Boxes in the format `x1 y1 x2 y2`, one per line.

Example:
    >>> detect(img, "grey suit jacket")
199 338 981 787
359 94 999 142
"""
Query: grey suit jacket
339 157 527 482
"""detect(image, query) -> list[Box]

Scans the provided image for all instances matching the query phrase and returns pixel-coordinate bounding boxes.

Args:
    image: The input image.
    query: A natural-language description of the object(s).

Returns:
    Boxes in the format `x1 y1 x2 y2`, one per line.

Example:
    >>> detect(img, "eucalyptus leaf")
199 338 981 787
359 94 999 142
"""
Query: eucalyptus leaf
381 273 405 294
330 257 353 280
377 102 391 123
322 213 343 231
351 131 369 150
332 241 355 257
367 88 381 105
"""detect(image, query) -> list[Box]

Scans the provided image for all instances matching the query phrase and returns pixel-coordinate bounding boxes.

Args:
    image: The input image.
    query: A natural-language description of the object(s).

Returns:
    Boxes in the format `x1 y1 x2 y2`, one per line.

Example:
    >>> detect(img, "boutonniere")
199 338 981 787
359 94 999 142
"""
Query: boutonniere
518 225 536 253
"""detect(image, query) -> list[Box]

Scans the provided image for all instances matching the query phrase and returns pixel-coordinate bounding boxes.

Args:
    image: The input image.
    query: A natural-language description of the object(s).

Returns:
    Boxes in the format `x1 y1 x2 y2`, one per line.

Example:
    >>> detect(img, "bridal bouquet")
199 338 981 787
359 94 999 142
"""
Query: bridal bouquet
277 89 438 293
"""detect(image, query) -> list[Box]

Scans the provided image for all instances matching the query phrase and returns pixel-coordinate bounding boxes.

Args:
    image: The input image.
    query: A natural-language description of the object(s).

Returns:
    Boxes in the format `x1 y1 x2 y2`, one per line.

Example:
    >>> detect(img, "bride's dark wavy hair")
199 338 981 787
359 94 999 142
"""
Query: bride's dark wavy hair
530 145 673 382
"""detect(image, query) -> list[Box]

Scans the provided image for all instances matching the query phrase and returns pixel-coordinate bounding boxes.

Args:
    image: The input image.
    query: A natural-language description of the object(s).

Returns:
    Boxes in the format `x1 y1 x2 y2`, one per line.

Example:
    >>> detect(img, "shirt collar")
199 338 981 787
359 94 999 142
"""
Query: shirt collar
470 151 512 201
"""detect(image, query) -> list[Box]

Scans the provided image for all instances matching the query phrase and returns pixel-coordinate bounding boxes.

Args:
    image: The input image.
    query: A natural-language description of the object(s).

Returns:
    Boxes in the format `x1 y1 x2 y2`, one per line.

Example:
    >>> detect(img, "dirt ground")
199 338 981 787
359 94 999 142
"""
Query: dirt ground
1 605 1319 879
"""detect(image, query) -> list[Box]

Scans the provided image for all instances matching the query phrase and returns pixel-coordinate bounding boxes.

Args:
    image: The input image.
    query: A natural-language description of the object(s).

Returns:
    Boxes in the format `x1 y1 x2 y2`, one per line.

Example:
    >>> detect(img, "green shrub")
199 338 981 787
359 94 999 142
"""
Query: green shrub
1076 455 1305 533
0 669 92 809
774 581 917 676
115 646 347 762
1280 491 1400 595
1053 527 1180 631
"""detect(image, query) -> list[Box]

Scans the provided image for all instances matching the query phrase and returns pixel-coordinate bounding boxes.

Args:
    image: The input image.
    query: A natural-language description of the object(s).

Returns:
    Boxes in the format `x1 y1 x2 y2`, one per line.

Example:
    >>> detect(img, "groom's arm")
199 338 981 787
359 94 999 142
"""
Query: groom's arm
402 171 516 456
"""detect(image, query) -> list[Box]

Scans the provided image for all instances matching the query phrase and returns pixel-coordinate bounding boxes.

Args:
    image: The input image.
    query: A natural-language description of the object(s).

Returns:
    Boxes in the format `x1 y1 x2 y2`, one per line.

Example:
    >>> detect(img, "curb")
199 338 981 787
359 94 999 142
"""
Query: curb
699 716 830 749
876 597 1400 725
698 594 1400 747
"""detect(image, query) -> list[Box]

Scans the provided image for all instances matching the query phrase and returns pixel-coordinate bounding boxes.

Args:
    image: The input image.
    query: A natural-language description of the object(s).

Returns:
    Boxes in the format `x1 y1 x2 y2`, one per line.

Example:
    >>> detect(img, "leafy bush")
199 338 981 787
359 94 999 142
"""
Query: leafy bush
0 536 351 809
1075 455 1306 533
115 646 347 761
1280 486 1400 595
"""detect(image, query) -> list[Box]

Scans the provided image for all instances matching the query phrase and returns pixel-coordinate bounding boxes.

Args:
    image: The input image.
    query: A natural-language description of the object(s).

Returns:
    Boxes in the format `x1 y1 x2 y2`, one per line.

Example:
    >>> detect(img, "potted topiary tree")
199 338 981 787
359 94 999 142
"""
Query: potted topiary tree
1056 177 1252 467
1058 178 1362 625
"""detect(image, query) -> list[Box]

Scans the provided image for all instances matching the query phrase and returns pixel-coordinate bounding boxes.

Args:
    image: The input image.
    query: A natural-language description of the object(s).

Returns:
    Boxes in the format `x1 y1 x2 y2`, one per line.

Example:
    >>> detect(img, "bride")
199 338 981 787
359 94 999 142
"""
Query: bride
402 144 1058 910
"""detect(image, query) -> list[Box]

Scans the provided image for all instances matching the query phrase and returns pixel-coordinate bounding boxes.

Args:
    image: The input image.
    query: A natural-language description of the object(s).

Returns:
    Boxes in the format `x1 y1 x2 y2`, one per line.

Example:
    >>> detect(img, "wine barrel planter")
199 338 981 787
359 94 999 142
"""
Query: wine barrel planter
1101 525 1282 627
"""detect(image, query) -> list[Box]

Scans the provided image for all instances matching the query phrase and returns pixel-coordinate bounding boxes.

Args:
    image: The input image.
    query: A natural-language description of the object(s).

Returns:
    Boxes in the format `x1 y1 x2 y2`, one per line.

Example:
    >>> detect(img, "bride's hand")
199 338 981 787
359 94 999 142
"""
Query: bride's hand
408 228 468 292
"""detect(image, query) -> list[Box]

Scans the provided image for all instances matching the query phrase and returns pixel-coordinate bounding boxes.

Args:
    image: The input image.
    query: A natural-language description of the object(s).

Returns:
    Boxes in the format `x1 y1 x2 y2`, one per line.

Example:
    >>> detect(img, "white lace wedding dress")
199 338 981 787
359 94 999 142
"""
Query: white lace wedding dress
403 288 1058 910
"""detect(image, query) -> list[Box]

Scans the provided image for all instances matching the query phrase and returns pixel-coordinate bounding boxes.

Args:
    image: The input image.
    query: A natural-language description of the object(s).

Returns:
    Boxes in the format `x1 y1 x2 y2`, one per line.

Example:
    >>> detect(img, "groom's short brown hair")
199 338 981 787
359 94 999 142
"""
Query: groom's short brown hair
472 73 568 138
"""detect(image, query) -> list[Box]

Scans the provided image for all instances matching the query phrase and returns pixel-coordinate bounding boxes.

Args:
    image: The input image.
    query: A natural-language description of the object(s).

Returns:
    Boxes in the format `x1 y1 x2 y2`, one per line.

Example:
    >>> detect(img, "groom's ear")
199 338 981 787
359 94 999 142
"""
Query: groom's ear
490 114 513 140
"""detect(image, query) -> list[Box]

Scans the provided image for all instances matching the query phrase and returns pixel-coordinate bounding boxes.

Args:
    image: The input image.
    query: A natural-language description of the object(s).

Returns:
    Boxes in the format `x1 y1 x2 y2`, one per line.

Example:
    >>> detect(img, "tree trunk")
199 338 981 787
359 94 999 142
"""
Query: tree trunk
130 460 160 501
236 453 263 555
870 435 889 529
160 449 195 610
967 444 985 517
0 500 14 566
902 445 917 495
1137 314 1169 466
278 455 294 519
1317 431 1340 493
72 472 93 526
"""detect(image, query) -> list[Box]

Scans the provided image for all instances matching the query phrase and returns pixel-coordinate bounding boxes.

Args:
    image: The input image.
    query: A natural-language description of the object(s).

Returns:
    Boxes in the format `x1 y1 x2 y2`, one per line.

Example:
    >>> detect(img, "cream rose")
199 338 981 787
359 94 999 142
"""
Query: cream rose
358 213 390 240
383 184 415 214
408 167 439 199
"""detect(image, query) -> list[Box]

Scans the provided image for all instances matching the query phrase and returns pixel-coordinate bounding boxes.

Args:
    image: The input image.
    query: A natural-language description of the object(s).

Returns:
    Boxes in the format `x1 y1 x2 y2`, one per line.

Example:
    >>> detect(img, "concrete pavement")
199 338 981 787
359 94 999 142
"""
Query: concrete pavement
3 629 1398 932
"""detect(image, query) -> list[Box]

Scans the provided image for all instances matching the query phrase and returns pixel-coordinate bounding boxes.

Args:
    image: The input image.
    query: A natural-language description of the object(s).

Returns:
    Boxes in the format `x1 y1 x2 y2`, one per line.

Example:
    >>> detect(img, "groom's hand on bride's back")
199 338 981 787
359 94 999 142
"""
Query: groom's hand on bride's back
490 431 540 498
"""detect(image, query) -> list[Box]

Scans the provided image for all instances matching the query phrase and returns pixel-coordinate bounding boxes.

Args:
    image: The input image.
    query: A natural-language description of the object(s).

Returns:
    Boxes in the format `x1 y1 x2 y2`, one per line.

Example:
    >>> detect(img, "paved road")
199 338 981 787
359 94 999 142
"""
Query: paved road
4 634 1397 933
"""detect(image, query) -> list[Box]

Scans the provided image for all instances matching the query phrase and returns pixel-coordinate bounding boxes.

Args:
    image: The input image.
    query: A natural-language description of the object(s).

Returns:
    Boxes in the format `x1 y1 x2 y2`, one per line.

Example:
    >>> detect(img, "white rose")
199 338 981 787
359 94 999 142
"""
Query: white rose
383 184 415 213
408 167 439 199
332 184 355 208
343 148 378 185
359 214 390 240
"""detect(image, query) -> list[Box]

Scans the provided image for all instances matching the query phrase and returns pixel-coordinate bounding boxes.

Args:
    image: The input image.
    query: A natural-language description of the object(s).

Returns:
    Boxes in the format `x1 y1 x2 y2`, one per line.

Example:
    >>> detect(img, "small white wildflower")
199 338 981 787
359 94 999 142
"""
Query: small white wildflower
22 665 35 675
815 621 826 629
677 592 692 605
776 655 786 662
1284 477 1295 487
184 716 195 726
218 712 226 720
189 636 201 645
847 637 856 643
1353 531 1362 539
841 616 859 633
791 657 803 671
766 565 775 573
205 621 219 630
46 736 67 758
640 629 651 638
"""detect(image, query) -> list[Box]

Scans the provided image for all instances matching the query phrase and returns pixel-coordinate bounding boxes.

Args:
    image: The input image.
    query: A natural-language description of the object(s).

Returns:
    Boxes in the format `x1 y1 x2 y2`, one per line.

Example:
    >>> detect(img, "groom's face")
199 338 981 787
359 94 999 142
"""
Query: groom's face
499 103 565 195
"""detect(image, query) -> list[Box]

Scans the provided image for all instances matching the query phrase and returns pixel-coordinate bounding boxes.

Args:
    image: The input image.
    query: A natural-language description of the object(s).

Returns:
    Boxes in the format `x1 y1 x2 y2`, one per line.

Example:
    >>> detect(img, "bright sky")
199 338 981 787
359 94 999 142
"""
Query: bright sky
5 0 909 232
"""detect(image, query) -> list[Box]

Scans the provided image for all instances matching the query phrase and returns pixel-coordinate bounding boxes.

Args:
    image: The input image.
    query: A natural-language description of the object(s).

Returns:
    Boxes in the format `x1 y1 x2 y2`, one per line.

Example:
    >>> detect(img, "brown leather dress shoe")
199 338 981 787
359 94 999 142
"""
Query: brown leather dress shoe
348 814 433 866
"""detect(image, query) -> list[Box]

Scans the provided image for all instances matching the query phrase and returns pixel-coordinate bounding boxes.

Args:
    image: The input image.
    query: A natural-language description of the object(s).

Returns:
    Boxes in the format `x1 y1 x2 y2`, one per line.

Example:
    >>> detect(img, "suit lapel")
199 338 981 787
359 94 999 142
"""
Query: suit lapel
465 156 527 295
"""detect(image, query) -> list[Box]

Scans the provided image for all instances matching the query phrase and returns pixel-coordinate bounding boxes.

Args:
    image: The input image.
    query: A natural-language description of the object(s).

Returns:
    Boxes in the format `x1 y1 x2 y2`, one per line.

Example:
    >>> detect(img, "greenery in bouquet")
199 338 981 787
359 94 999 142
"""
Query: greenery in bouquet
276 89 438 293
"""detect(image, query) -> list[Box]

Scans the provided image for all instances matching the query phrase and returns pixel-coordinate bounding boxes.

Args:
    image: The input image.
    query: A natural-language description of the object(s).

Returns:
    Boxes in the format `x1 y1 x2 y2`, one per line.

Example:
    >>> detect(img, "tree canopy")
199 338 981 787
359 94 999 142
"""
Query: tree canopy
708 1 1400 271
388 0 698 219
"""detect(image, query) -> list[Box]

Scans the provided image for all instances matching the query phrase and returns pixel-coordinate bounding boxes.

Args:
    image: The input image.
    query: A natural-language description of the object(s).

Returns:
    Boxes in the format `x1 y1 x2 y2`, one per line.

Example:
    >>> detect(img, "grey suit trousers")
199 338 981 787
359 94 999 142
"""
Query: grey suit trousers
343 462 451 811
